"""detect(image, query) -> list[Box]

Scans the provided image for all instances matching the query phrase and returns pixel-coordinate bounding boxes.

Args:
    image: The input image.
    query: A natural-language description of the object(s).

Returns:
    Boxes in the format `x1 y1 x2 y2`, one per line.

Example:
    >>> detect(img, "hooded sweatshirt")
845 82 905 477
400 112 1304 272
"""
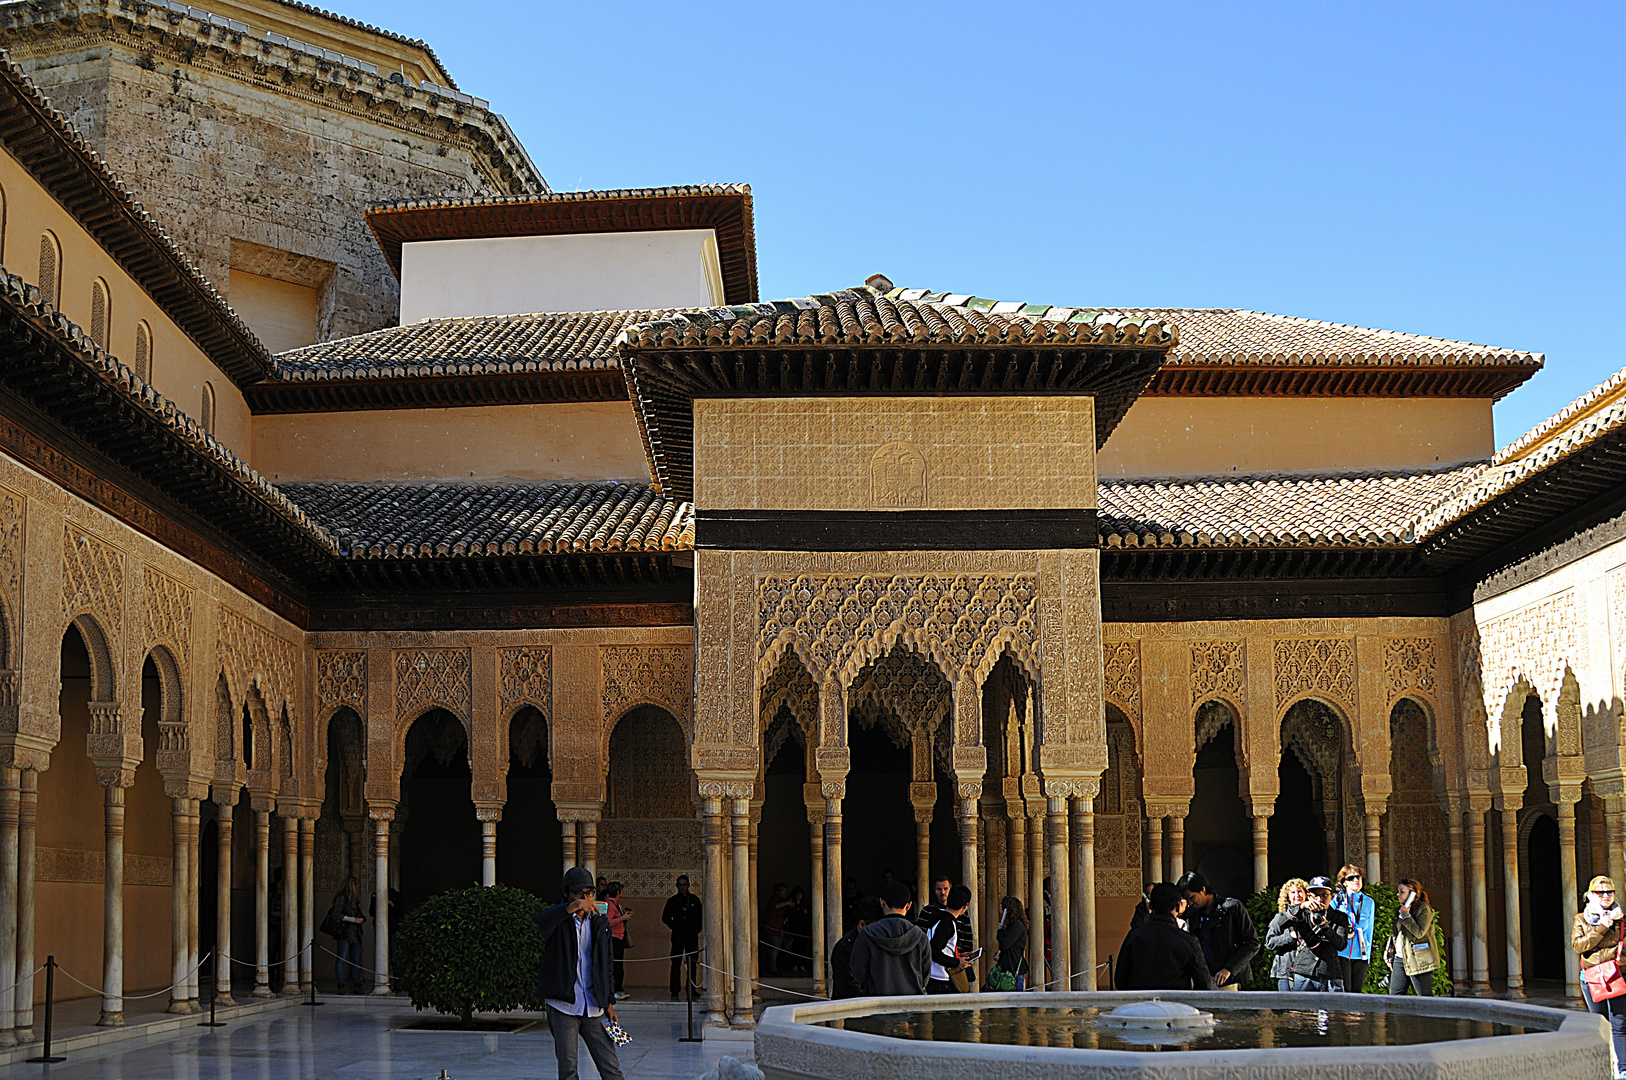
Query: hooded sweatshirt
849 914 931 996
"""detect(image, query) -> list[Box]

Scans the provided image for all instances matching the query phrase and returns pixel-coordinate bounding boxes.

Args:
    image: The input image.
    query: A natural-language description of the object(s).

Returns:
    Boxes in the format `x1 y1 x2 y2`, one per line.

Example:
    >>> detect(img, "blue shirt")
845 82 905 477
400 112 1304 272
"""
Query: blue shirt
545 912 603 1017
1332 889 1374 960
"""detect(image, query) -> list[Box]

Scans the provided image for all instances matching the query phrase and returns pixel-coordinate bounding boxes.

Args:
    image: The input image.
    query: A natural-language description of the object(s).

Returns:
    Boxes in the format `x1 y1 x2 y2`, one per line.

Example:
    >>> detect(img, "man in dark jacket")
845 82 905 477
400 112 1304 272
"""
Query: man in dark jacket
830 897 883 998
1176 871 1260 989
926 885 973 993
1115 882 1213 991
534 867 624 1080
850 882 931 995
1265 875 1351 991
661 874 703 998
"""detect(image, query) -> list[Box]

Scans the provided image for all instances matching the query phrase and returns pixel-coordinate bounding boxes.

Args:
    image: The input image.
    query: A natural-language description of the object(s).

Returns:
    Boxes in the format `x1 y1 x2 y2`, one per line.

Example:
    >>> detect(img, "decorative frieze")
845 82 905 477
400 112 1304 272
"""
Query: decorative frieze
1190 640 1245 707
394 648 472 722
36 846 171 886
498 646 552 717
1273 637 1356 713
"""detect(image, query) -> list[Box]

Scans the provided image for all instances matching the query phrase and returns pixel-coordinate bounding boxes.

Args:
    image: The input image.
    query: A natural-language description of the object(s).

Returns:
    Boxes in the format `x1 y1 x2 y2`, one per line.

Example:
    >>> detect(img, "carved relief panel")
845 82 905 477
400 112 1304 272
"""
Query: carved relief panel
499 646 552 718
1382 637 1437 705
143 567 192 663
62 523 124 640
1273 637 1356 714
394 648 472 722
601 645 692 733
1191 639 1245 707
316 651 366 717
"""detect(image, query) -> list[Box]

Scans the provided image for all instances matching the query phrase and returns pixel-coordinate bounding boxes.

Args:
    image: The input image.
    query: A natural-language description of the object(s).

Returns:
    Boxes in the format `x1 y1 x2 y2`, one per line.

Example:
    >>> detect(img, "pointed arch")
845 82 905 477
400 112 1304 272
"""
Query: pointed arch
37 229 59 307
144 644 184 729
68 612 116 704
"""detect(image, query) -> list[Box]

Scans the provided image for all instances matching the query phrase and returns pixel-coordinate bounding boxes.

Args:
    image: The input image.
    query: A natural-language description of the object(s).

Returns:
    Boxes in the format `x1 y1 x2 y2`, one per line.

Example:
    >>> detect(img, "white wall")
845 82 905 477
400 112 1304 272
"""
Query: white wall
399 229 724 321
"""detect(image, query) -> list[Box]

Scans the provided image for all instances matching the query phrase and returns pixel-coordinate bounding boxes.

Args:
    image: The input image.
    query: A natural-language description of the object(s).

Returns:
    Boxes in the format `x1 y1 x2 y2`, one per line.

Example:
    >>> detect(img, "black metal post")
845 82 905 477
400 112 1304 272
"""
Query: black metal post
199 954 226 1028
25 956 64 1063
679 946 701 1042
1107 953 1114 991
307 940 323 1008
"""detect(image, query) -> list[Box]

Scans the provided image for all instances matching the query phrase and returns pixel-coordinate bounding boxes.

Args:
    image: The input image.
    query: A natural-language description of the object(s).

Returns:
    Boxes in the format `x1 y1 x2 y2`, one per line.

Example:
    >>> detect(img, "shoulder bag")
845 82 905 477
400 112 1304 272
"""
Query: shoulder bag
1583 922 1626 1002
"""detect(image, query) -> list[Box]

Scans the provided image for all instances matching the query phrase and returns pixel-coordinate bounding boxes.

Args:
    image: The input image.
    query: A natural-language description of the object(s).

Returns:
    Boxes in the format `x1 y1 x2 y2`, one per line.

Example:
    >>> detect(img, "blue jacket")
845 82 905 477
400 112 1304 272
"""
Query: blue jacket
1332 889 1375 960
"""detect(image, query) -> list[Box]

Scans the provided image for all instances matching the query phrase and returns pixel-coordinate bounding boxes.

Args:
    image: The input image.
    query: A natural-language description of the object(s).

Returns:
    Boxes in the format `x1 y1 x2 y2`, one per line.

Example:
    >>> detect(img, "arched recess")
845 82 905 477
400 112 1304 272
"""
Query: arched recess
1516 692 1565 987
496 705 560 898
1190 699 1249 900
397 708 478 916
1386 696 1451 897
1272 697 1353 883
316 706 366 891
124 654 175 991
1098 703 1144 905
68 613 117 705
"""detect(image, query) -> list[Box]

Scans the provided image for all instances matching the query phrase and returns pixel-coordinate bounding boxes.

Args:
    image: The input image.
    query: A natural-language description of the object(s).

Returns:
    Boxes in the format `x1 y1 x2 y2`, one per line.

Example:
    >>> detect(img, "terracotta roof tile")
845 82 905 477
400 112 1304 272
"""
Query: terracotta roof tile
1098 464 1488 548
276 481 693 558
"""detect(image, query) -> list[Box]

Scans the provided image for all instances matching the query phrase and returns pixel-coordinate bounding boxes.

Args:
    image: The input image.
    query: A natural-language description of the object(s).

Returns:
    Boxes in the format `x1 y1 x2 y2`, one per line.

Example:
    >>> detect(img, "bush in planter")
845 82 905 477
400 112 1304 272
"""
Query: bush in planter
395 884 545 1027
1242 881 1450 994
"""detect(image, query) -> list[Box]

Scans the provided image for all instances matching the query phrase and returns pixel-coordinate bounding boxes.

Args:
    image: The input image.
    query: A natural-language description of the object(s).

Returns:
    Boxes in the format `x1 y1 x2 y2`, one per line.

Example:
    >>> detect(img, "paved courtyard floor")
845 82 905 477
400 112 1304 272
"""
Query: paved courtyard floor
0 997 747 1080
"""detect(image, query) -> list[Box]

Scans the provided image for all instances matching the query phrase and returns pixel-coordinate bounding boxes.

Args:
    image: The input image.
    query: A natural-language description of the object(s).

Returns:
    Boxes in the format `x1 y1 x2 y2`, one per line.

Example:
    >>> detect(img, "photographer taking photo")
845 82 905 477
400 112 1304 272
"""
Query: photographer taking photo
1264 875 1350 992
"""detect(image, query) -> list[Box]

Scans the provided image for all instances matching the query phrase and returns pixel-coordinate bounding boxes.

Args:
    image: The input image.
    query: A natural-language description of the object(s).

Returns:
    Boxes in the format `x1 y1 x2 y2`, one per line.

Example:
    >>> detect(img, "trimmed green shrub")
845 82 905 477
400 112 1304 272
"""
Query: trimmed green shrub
1242 881 1450 994
395 885 545 1026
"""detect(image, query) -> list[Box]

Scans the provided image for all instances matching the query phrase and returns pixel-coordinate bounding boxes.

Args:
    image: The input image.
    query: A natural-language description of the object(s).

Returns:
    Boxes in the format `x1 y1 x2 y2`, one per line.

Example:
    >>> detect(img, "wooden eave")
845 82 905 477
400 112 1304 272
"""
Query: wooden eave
623 343 1170 501
245 367 628 413
366 191 758 304
1143 364 1535 400
0 66 272 386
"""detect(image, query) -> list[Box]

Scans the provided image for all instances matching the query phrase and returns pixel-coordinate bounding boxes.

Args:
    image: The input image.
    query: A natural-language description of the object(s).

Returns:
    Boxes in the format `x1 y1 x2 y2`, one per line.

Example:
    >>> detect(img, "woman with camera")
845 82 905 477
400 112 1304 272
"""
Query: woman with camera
1574 875 1626 1074
1263 875 1350 991
1267 878 1311 990
1383 878 1438 995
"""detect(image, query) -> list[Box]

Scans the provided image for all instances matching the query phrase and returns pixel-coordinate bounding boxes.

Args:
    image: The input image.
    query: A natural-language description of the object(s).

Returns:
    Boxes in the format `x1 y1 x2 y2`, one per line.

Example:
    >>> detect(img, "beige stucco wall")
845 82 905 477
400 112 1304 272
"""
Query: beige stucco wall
1099 397 1495 478
693 396 1098 511
399 229 724 323
0 146 253 459
251 400 652 483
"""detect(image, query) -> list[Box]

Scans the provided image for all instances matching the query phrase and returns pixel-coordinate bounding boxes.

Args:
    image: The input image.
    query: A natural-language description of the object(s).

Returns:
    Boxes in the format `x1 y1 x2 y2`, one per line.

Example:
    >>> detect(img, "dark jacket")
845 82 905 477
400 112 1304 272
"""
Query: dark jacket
1115 912 1212 991
995 919 1028 975
534 902 615 1009
918 903 976 985
849 914 931 996
927 909 962 976
662 891 703 941
830 927 862 999
1265 903 1350 979
1186 895 1260 986
328 892 363 946
1266 910 1296 980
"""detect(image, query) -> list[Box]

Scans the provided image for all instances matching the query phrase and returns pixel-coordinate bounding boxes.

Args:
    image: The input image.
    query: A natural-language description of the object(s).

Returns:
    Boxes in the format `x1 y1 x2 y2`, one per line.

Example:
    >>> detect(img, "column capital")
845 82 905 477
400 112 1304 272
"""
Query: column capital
696 779 754 801
249 794 275 814
1145 801 1190 820
161 776 211 801
474 804 503 823
94 764 137 788
555 803 603 823
366 802 397 822
1493 793 1524 814
813 746 850 781
1247 802 1275 819
0 731 52 772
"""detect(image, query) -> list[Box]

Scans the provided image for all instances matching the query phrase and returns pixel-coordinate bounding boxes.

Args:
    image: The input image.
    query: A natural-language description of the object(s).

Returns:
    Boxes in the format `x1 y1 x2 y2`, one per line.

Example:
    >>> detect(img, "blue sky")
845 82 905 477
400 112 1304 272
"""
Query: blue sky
341 1 1622 446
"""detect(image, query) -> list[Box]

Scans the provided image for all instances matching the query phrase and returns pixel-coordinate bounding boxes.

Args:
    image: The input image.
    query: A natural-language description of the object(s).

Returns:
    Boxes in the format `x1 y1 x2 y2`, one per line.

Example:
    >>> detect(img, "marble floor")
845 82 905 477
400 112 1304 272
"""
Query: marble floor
0 999 747 1080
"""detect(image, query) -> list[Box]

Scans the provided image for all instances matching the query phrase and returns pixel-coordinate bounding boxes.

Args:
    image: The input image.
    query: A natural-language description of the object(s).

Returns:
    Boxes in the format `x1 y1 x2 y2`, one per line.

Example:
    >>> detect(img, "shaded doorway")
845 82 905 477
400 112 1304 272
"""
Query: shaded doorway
397 709 479 917
1190 700 1250 901
1270 751 1325 884
1526 813 1564 981
497 706 560 899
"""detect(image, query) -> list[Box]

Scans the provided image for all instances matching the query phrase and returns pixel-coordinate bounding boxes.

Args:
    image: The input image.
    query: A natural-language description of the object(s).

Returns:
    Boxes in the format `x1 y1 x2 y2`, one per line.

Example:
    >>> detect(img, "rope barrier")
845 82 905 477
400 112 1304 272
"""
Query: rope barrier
1035 959 1113 990
0 963 45 997
120 951 212 1000
697 960 827 1001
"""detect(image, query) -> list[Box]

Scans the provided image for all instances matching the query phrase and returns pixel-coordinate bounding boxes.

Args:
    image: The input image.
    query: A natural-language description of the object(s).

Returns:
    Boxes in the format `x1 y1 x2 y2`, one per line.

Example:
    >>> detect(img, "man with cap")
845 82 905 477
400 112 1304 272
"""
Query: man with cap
1263 875 1350 992
534 866 625 1080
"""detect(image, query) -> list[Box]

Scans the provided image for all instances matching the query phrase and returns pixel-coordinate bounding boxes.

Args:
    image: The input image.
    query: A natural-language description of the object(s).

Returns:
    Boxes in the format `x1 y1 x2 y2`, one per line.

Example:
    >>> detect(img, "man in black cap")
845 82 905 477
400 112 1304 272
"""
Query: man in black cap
1264 875 1350 992
535 866 625 1080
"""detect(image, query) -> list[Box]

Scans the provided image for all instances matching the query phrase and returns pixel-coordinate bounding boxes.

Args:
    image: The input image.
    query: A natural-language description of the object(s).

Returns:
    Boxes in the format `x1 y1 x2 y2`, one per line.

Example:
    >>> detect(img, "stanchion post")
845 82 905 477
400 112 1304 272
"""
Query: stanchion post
1107 954 1114 991
25 956 65 1063
679 946 700 1043
199 953 226 1028
307 940 323 1008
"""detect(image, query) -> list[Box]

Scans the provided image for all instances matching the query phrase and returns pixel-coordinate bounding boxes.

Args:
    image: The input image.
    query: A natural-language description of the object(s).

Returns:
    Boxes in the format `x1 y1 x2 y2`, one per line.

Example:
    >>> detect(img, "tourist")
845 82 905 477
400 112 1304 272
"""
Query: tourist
1176 871 1259 990
1331 864 1375 993
1267 878 1311 990
1384 878 1438 996
925 885 974 993
1115 882 1212 991
830 897 883 998
602 881 631 1002
994 896 1030 990
535 866 624 1080
786 886 812 975
325 876 366 993
849 881 931 995
1266 875 1350 991
919 874 976 990
1130 881 1153 929
764 882 791 976
1573 875 1626 1071
662 874 702 999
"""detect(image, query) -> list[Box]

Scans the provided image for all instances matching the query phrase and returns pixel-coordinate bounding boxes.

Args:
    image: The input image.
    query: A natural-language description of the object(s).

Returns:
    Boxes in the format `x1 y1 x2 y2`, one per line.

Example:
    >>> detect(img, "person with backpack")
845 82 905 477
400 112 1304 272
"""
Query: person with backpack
925 885 973 993
990 896 1029 991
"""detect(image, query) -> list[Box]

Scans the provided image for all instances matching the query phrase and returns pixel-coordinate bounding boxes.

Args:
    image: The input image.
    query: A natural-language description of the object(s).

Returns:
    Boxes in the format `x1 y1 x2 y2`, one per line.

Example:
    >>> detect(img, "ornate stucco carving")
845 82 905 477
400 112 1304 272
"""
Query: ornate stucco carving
142 566 192 663
602 644 692 735
217 608 297 717
316 650 366 716
394 648 472 723
498 646 552 718
1382 636 1437 704
62 523 124 639
1473 591 1577 749
1273 637 1356 714
1191 639 1245 708
1103 639 1140 723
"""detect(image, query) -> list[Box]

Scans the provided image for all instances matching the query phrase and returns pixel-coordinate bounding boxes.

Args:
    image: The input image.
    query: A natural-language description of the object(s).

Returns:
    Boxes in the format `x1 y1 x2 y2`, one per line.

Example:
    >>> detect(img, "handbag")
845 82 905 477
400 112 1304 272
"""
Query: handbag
319 909 342 939
1584 924 1626 1002
986 966 1016 992
949 968 970 993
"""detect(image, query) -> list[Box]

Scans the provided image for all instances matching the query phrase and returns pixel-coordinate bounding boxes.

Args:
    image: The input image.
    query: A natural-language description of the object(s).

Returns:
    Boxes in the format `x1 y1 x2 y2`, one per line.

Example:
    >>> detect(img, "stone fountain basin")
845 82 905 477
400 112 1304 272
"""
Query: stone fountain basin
754 991 1609 1080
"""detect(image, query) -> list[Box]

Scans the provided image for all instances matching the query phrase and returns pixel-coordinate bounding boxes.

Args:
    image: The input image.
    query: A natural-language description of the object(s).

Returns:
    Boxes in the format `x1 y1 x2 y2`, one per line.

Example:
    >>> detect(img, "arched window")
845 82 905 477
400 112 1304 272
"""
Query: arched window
133 321 152 382
37 231 59 307
200 381 215 436
89 278 109 349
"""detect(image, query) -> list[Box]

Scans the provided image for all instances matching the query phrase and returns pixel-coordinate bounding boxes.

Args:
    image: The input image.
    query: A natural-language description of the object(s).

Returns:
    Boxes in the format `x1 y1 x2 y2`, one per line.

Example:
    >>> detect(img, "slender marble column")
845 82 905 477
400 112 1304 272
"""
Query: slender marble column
1447 806 1468 987
1558 800 1581 1002
748 809 760 992
1146 815 1164 884
169 797 191 1012
730 798 752 1024
0 766 19 1045
1500 805 1524 999
957 791 980 967
187 804 202 1007
807 803 825 995
1250 806 1272 892
215 804 235 1004
299 817 315 993
1027 810 1044 986
824 792 844 962
1167 814 1185 881
1071 797 1096 991
1467 805 1491 994
15 769 37 1037
560 819 577 875
1008 806 1027 904
280 815 298 994
478 810 498 887
253 807 272 997
580 819 598 879
371 810 392 993
1364 812 1383 886
1047 796 1071 989
100 782 128 1025
701 796 726 1024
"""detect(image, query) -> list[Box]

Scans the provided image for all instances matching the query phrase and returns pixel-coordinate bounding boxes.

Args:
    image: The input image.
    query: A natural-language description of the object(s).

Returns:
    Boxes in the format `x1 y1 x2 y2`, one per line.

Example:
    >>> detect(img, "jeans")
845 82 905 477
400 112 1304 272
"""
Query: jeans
546 1006 626 1080
1339 957 1369 994
1584 978 1626 1073
1276 977 1292 991
1387 965 1433 996
1289 974 1337 992
670 937 699 996
334 940 361 988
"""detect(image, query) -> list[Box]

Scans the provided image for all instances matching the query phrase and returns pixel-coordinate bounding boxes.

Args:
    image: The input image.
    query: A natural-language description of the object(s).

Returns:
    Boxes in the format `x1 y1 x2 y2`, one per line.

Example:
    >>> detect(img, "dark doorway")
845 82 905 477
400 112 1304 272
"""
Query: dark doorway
1526 813 1565 980
497 707 560 899
398 709 479 917
844 720 914 913
1270 751 1325 885
1191 706 1250 900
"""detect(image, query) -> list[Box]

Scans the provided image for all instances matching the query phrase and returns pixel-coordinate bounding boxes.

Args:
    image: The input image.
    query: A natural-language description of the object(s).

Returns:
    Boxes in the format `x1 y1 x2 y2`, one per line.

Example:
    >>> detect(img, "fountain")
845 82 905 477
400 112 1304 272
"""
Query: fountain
754 990 1609 1079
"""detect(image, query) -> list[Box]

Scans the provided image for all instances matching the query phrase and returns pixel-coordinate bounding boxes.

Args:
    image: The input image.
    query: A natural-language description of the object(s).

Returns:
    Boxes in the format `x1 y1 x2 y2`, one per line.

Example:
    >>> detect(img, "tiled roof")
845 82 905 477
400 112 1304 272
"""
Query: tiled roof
1098 464 1488 548
1494 364 1626 464
267 0 459 88
277 481 694 558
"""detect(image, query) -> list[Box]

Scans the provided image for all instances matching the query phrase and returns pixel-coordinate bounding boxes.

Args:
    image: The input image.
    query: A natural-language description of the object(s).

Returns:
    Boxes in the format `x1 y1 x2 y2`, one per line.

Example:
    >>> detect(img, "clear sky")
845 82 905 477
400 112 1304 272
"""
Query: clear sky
341 0 1622 447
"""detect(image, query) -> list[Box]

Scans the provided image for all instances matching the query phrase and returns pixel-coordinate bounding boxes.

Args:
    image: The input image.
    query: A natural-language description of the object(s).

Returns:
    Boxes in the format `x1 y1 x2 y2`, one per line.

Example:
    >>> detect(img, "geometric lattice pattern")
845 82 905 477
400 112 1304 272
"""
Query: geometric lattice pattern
1273 637 1356 712
394 648 472 722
